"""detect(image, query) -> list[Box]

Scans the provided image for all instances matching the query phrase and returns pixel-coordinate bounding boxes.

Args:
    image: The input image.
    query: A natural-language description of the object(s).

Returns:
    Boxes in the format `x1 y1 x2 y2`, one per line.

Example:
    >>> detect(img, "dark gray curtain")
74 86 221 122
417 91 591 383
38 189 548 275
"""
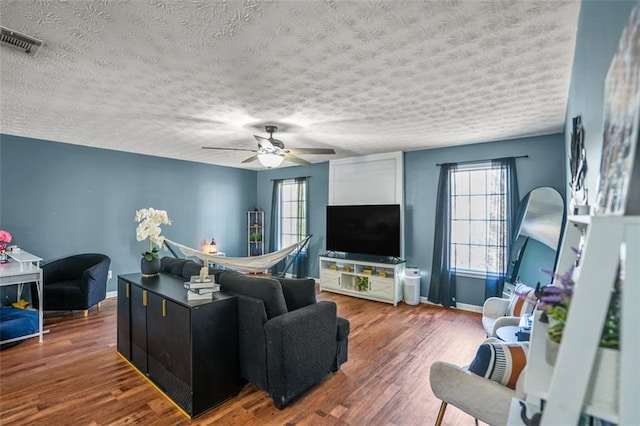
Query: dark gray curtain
269 178 308 277
269 179 282 255
484 158 519 299
290 177 309 278
428 163 457 307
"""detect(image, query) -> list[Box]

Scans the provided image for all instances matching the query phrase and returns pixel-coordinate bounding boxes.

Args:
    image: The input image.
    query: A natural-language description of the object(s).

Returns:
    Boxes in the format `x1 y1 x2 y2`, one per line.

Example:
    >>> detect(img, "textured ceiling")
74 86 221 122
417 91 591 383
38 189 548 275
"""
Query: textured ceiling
0 0 581 170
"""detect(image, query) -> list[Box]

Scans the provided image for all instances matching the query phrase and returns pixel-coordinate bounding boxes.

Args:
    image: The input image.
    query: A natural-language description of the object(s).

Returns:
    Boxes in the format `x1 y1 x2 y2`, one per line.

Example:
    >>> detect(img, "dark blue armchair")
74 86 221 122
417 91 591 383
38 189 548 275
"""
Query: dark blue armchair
31 253 111 316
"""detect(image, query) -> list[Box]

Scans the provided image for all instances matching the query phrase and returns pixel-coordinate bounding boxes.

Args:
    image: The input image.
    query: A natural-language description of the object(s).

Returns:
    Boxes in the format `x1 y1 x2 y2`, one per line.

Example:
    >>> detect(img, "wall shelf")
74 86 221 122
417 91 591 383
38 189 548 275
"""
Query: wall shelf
247 211 264 257
516 215 640 425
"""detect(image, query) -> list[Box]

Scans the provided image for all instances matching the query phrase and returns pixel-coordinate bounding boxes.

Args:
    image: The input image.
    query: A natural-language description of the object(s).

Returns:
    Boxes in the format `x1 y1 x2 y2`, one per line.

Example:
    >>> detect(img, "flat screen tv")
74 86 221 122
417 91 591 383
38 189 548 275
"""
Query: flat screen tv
326 204 401 258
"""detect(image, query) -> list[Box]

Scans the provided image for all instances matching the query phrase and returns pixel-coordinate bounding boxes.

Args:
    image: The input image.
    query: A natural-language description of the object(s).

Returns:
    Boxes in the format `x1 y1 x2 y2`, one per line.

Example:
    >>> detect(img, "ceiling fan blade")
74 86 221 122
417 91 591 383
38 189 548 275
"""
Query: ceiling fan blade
202 147 257 152
285 148 336 155
283 154 311 166
254 135 274 151
241 155 259 163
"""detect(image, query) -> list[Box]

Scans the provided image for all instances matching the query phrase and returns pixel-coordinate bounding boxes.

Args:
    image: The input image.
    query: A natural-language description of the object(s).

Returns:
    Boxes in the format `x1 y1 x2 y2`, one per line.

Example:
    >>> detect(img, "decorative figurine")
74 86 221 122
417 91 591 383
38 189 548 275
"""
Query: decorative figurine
199 266 209 283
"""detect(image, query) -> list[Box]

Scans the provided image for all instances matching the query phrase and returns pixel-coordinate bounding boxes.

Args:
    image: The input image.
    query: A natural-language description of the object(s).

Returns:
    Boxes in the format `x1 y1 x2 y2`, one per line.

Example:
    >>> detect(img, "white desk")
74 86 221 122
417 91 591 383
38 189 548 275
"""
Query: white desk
6 249 43 299
0 256 44 344
7 250 43 267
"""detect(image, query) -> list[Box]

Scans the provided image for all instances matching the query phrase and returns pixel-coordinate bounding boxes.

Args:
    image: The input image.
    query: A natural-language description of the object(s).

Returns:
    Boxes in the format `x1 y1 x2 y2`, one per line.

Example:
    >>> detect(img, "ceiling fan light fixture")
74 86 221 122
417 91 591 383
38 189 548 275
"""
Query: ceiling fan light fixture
0 26 43 55
203 124 335 168
258 152 284 168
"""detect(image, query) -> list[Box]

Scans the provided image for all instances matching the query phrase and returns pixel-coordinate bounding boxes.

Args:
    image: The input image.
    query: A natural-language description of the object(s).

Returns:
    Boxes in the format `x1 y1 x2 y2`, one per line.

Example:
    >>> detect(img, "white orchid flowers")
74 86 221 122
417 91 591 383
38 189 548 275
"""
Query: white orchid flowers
135 208 172 260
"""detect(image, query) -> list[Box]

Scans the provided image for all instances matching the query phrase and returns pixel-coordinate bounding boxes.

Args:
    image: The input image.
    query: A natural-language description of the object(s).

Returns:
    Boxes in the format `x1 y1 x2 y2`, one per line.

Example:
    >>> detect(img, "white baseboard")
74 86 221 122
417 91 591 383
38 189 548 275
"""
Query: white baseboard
455 302 483 313
106 291 117 299
417 297 482 313
320 289 482 313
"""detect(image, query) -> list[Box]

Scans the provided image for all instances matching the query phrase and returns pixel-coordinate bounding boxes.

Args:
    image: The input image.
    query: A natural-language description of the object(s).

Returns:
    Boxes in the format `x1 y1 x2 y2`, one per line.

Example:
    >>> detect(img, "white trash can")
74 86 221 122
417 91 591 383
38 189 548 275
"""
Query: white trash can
404 267 421 305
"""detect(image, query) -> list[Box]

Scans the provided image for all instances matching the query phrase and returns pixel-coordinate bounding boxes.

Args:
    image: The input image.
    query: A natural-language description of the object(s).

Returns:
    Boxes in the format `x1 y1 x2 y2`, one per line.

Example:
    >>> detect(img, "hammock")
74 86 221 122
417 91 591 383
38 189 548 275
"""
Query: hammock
164 236 311 274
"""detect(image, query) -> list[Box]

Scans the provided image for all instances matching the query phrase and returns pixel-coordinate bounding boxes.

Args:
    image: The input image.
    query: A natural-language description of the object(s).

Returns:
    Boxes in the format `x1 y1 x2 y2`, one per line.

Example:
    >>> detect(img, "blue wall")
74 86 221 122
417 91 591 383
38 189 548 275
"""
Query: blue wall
564 0 638 208
1 132 565 307
405 133 566 306
0 134 257 292
256 162 330 278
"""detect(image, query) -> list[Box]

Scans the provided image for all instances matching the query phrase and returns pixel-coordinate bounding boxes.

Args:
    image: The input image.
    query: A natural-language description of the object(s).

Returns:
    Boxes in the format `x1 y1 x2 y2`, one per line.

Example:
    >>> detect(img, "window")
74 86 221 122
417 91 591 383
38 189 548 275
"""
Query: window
276 178 307 250
450 162 509 275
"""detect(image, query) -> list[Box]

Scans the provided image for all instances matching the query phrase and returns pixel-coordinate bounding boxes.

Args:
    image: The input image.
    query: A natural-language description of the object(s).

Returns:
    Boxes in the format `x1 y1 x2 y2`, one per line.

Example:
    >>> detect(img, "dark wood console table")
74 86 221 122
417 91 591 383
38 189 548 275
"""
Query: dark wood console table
117 273 242 418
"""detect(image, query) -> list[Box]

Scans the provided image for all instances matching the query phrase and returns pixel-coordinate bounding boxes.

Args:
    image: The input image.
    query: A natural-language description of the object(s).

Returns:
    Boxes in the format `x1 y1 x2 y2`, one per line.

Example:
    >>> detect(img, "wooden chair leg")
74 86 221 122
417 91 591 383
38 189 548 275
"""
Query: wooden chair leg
435 401 447 426
83 309 88 317
97 302 101 311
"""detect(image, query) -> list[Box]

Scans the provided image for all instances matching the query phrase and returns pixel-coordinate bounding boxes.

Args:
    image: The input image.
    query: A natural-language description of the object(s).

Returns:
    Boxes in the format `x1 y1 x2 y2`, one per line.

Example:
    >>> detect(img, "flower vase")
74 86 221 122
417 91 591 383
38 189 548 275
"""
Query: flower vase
545 317 562 365
141 257 161 277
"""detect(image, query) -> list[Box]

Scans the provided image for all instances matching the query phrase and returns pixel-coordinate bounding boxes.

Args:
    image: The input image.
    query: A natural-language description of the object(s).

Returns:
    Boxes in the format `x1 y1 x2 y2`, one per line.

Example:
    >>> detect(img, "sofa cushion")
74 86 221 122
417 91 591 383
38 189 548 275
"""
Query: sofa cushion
277 277 316 311
159 257 223 282
44 280 83 308
0 307 39 344
468 341 529 389
507 284 536 317
219 270 288 319
160 256 180 272
160 257 189 276
181 261 201 280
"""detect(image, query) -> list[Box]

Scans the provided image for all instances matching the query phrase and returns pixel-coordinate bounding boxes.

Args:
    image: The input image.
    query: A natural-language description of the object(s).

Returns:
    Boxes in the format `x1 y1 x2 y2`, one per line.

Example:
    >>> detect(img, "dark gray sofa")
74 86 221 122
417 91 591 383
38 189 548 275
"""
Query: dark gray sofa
217 269 349 409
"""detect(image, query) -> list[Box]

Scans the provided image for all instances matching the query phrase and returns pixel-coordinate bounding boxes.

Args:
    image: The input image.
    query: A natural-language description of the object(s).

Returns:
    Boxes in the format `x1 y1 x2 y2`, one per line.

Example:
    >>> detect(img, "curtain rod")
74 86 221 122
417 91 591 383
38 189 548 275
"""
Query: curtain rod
436 155 528 167
270 176 311 181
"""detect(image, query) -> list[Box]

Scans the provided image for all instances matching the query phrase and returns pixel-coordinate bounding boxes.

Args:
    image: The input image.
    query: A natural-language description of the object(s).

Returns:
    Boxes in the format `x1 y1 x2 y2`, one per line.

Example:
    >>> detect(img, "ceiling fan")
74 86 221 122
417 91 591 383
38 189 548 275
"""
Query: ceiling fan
202 125 336 168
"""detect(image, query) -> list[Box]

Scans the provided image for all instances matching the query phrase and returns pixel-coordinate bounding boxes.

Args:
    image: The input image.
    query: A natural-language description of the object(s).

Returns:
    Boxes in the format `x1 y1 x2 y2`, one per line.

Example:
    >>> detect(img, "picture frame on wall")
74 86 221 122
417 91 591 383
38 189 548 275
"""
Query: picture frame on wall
570 115 588 214
594 5 640 216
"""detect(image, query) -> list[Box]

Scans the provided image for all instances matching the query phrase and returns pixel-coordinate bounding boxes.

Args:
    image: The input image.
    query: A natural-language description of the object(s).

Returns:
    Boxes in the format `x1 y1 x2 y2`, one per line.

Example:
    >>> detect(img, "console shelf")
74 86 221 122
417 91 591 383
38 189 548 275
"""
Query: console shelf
319 256 405 306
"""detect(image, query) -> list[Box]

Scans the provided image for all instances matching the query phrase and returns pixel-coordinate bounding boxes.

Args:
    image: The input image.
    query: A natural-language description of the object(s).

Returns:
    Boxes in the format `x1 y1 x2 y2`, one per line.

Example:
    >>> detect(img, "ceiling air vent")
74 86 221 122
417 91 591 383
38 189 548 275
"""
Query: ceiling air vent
1 26 43 55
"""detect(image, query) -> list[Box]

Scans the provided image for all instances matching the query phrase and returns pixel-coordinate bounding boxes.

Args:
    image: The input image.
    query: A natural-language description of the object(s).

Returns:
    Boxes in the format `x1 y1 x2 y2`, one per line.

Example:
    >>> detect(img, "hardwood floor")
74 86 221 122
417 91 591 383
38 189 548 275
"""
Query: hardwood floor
0 291 487 425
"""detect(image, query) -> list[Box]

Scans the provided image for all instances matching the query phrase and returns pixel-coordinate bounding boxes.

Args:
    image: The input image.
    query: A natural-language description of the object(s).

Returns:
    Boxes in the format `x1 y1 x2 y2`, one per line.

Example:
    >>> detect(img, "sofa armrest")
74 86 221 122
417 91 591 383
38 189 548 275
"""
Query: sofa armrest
80 258 110 304
490 316 522 337
482 297 510 318
430 361 515 426
264 301 338 408
84 258 109 283
233 294 269 390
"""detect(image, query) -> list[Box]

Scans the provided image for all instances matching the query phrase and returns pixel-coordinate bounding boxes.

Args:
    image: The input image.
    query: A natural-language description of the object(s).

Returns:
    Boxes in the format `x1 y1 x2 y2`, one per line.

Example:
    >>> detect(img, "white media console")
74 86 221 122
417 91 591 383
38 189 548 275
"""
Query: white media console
318 255 405 306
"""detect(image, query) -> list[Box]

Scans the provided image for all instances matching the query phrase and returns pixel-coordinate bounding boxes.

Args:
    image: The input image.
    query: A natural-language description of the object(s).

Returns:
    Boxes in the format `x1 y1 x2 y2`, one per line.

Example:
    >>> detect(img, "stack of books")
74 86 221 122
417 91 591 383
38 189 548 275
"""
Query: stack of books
184 276 220 301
